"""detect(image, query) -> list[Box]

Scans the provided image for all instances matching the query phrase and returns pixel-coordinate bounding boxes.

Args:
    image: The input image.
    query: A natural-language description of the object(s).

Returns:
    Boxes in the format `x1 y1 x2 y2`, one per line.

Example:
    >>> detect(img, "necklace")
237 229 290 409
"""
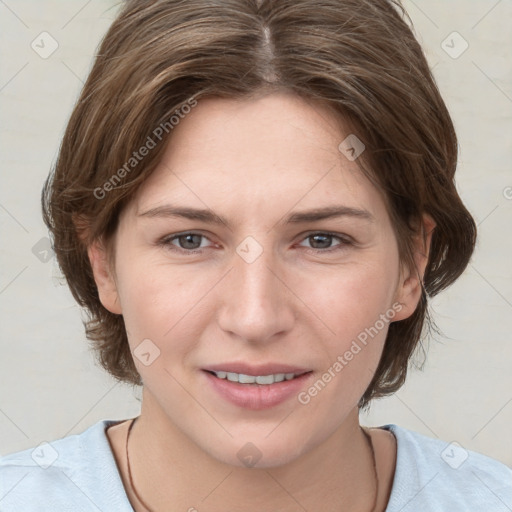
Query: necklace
125 417 379 512
362 425 380 512
125 417 153 512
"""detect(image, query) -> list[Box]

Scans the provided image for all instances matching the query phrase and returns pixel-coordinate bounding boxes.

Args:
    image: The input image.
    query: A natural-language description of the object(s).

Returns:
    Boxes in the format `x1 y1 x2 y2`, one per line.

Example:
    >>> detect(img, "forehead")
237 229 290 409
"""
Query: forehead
129 92 389 228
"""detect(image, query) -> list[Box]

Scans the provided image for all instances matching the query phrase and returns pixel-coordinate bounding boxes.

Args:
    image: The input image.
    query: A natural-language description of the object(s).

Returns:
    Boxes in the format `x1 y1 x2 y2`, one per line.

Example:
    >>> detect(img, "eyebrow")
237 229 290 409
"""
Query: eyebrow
138 204 375 228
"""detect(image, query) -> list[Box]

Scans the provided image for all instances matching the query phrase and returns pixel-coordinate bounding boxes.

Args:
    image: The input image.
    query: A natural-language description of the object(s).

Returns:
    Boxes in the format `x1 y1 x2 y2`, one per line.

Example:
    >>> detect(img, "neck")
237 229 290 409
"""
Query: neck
125 388 378 512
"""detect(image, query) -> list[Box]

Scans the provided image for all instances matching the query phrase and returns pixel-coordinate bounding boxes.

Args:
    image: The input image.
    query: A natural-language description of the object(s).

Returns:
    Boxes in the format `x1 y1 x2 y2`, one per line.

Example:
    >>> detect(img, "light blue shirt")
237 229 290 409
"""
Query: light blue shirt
1 420 511 511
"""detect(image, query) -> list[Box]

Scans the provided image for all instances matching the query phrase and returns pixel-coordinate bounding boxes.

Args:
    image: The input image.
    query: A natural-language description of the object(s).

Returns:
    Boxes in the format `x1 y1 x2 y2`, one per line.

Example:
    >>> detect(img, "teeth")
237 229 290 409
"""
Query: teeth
212 371 299 384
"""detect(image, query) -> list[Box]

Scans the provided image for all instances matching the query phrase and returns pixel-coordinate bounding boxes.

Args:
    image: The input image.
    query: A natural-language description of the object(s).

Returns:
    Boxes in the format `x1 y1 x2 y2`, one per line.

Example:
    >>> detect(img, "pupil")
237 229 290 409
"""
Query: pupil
311 234 330 249
181 234 201 249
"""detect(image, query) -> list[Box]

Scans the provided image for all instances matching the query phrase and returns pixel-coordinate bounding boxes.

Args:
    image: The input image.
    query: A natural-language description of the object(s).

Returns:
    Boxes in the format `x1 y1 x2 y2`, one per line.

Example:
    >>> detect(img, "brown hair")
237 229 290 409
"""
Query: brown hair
42 0 476 408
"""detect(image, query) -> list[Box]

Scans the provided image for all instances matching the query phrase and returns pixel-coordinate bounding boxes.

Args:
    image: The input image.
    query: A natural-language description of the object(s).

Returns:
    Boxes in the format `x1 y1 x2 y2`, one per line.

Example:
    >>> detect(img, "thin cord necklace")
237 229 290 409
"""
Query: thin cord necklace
362 425 380 512
125 417 379 512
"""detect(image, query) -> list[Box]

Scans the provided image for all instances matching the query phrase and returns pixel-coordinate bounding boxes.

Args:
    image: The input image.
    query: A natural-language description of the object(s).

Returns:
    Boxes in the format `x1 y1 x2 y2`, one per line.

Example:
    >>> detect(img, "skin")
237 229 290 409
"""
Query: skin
89 91 435 511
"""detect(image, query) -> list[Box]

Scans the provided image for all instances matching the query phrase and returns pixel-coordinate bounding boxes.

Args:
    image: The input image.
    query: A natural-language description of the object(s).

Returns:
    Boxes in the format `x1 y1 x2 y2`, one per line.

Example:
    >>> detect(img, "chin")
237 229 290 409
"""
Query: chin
203 435 309 470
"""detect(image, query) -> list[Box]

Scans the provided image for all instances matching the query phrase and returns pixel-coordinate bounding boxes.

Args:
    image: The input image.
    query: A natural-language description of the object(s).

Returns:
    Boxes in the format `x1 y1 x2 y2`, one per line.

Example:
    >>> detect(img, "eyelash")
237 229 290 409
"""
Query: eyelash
157 231 353 255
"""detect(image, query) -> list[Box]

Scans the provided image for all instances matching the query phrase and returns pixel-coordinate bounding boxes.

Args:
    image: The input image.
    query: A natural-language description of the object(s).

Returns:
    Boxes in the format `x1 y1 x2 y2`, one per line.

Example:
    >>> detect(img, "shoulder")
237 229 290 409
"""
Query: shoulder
0 419 133 511
382 424 512 512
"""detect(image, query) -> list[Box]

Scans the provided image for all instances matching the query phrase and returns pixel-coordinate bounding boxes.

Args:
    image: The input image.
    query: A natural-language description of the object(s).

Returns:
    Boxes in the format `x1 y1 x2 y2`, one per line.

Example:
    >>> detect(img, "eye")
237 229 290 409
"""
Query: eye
157 231 353 256
297 232 352 253
158 232 214 254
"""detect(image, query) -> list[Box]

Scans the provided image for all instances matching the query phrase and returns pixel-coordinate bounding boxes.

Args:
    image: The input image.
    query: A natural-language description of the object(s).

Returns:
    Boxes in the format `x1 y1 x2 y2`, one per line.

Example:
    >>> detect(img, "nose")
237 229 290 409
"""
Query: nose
216 242 295 344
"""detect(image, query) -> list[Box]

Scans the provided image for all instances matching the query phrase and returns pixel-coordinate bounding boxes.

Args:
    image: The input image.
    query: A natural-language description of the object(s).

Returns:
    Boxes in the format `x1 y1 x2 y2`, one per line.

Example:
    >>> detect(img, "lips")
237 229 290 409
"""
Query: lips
203 369 314 410
202 362 311 377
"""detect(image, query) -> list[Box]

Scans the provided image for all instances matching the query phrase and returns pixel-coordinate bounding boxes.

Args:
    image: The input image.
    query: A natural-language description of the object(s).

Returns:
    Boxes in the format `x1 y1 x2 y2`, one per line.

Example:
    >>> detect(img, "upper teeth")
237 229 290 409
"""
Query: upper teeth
212 371 299 384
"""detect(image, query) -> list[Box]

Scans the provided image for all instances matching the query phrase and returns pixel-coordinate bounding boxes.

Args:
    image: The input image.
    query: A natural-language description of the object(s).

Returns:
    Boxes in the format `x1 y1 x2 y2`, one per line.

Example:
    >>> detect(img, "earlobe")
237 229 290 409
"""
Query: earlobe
87 240 122 315
393 213 436 321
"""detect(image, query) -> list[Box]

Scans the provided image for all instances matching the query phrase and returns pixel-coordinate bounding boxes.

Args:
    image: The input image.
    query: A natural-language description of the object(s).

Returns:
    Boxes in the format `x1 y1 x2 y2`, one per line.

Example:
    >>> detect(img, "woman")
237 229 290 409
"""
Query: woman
1 0 510 510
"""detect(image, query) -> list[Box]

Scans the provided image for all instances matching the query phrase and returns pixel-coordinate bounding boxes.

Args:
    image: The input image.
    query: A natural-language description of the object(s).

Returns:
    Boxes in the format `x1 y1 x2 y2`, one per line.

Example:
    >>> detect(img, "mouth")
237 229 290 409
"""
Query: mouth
202 368 314 410
204 369 311 385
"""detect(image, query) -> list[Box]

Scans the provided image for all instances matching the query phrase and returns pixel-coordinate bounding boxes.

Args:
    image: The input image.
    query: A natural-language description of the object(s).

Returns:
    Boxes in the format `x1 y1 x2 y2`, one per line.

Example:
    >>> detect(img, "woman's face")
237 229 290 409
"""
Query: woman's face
92 91 422 468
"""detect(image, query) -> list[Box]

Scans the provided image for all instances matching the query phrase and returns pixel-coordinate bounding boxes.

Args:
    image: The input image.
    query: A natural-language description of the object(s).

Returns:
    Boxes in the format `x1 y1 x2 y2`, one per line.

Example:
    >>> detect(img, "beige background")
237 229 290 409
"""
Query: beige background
0 0 511 467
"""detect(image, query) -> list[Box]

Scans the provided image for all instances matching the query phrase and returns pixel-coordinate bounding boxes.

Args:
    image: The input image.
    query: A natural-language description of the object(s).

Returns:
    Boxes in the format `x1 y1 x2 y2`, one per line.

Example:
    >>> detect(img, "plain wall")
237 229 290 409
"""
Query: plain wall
0 0 511 466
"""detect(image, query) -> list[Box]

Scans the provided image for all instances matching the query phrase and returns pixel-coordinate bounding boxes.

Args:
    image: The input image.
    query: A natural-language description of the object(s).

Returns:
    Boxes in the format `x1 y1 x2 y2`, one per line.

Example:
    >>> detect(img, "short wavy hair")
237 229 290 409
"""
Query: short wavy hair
42 0 476 408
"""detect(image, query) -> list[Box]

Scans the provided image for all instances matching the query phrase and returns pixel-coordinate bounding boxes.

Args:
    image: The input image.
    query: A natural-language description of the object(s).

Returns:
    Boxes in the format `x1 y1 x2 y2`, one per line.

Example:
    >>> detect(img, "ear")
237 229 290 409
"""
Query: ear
87 239 122 315
392 213 436 321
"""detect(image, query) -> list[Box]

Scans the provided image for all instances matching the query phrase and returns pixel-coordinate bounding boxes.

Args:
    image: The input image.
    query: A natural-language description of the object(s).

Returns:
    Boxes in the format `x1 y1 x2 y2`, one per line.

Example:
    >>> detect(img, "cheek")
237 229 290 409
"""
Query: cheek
292 251 399 392
300 258 398 337
293 263 398 410
114 256 218 361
